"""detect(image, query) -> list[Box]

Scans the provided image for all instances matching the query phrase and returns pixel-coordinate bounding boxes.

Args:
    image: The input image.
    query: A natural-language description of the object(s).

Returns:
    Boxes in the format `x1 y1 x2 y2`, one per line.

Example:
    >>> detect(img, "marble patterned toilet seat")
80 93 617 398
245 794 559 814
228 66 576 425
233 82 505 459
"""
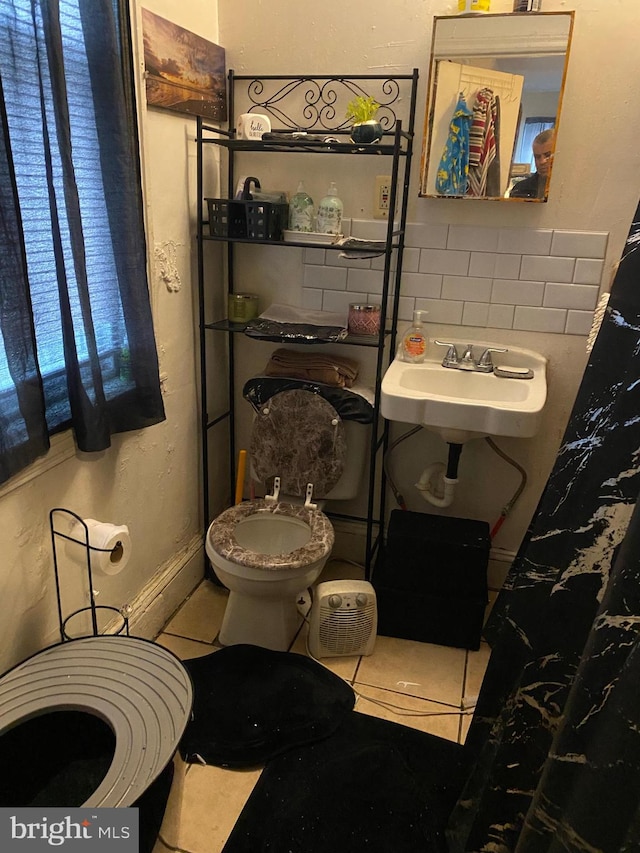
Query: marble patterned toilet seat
207 500 334 571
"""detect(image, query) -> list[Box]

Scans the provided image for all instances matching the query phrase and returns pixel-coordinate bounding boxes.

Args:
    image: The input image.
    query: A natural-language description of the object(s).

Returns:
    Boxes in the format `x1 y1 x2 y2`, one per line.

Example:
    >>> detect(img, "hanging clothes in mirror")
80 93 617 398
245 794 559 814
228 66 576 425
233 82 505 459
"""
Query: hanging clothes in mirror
467 88 501 197
434 93 473 196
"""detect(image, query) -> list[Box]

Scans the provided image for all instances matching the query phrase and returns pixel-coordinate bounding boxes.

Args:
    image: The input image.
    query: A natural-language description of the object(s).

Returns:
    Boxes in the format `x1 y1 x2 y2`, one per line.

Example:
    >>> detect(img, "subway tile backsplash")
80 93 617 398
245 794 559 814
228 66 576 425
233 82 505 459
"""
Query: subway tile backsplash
301 222 609 336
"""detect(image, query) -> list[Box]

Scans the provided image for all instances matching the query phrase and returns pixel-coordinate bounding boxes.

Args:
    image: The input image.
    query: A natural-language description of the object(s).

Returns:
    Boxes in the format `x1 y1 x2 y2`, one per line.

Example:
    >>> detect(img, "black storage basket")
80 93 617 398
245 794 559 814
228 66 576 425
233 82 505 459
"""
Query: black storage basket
205 198 247 238
205 177 288 241
244 199 288 240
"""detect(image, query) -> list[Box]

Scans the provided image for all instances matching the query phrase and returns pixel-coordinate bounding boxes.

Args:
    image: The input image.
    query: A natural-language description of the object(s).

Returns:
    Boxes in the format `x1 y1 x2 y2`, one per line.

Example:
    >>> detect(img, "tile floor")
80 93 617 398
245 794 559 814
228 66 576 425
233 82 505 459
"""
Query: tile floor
151 560 493 853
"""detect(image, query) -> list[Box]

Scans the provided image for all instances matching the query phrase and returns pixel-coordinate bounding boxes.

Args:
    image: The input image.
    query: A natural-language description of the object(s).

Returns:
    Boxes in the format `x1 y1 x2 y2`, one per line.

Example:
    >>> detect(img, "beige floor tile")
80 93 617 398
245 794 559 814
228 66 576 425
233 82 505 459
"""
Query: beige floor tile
153 756 188 850
356 635 466 706
316 652 360 683
353 686 461 742
464 642 492 702
158 758 261 853
162 580 228 643
155 632 218 660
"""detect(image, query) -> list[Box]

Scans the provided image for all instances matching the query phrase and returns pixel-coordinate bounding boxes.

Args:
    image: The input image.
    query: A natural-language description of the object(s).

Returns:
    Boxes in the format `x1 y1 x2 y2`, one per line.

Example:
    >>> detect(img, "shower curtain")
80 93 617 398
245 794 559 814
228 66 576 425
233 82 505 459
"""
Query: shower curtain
447 203 640 851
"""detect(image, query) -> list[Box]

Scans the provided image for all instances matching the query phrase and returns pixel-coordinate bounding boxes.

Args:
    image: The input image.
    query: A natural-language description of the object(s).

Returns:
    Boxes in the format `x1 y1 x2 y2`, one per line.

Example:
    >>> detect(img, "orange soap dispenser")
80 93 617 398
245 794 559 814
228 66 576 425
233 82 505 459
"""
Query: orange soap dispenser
401 310 428 363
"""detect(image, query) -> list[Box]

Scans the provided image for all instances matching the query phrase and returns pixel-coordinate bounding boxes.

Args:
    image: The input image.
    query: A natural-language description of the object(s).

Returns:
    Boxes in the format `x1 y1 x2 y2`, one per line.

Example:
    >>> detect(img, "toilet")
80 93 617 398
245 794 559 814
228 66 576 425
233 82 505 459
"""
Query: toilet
206 387 369 651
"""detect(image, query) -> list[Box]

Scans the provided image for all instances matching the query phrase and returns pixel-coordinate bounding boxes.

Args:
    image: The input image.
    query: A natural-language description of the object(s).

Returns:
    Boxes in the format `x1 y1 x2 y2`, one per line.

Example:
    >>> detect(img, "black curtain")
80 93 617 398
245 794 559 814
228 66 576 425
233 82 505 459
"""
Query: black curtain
0 72 49 480
0 0 164 484
447 206 640 850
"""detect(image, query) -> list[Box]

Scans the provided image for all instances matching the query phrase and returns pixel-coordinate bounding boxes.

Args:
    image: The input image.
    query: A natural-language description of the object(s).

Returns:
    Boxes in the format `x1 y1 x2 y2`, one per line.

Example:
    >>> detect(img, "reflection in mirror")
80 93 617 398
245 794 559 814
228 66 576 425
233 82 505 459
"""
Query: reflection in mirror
419 12 574 202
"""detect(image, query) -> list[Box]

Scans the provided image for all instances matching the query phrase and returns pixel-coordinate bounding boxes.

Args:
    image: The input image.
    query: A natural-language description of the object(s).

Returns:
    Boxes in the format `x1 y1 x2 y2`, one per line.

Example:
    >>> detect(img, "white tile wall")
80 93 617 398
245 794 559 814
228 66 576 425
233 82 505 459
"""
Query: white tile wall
574 258 605 285
551 230 609 259
419 248 471 277
520 255 575 282
566 310 596 335
301 222 609 336
347 268 384 294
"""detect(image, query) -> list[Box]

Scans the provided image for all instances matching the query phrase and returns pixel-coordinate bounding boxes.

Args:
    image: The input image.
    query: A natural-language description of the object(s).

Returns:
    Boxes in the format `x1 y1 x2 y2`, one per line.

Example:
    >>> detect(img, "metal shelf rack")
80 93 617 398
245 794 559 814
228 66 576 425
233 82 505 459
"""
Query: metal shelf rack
195 70 418 578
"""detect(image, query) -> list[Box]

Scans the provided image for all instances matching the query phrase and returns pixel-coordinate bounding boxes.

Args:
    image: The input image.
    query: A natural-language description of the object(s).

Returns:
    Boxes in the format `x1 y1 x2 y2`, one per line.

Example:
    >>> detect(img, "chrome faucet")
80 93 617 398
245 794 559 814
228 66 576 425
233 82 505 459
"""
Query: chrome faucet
434 341 507 372
476 346 507 373
458 344 478 371
434 340 460 368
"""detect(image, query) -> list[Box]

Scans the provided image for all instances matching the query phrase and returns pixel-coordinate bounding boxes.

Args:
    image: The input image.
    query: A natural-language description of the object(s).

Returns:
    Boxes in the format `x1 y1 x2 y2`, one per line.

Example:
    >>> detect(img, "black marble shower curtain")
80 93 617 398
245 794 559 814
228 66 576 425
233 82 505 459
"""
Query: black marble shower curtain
447 204 640 852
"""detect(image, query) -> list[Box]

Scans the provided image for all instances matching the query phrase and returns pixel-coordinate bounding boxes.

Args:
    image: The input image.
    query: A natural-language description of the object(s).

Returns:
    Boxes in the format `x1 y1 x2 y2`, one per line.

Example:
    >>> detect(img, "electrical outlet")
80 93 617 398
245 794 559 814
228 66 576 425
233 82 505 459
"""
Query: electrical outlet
374 175 392 219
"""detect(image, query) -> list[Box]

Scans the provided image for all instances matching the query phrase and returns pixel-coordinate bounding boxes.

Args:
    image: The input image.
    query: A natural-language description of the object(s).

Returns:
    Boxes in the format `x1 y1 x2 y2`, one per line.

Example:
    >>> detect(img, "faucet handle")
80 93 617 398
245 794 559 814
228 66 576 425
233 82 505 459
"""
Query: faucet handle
477 346 507 372
434 340 460 367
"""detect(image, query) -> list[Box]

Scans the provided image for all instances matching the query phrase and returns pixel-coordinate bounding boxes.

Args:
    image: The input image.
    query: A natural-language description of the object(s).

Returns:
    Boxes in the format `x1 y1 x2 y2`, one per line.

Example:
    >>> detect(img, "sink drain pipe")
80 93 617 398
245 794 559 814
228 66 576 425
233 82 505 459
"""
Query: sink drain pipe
415 442 463 508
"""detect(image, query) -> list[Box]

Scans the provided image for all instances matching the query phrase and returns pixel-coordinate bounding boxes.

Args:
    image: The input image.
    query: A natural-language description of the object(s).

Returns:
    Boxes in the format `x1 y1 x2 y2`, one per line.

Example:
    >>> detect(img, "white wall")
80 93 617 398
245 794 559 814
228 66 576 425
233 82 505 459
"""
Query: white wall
216 0 640 575
0 0 219 674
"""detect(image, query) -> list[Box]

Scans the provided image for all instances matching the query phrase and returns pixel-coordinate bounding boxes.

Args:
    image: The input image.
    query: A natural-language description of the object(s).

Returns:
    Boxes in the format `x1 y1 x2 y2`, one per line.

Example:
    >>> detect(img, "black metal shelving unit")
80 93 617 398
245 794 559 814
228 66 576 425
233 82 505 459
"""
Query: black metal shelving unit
196 70 418 578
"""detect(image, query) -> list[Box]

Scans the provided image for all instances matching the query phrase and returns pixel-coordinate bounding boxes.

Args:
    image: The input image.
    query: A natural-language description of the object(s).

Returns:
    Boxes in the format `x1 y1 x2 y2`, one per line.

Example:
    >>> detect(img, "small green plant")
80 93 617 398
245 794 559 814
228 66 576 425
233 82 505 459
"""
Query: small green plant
345 95 380 124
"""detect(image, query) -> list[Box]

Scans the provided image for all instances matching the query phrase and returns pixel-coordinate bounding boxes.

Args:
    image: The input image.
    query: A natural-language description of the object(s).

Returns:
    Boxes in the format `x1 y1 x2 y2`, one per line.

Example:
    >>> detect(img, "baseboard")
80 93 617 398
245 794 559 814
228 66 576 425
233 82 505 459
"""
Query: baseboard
330 519 368 565
127 535 204 640
487 547 515 591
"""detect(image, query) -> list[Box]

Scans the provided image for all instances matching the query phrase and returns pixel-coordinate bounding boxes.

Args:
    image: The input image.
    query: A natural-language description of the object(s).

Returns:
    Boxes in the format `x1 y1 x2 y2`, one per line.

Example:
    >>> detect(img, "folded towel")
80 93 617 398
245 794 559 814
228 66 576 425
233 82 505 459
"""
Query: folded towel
269 348 359 377
265 348 360 388
334 236 386 260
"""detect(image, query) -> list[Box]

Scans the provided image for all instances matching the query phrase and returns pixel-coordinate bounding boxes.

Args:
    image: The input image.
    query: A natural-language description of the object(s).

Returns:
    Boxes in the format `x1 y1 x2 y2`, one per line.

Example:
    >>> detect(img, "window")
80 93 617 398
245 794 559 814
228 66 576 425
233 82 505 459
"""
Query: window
0 0 164 484
514 117 555 172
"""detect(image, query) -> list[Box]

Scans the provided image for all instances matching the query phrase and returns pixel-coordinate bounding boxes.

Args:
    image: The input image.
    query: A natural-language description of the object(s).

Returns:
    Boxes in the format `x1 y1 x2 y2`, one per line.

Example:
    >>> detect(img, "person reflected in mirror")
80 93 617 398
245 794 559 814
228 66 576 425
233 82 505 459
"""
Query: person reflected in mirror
510 128 555 199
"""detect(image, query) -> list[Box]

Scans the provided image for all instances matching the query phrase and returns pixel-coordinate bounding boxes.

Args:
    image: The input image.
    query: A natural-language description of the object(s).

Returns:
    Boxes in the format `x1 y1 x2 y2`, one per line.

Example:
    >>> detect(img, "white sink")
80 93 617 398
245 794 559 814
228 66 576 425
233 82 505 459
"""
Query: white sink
381 341 547 443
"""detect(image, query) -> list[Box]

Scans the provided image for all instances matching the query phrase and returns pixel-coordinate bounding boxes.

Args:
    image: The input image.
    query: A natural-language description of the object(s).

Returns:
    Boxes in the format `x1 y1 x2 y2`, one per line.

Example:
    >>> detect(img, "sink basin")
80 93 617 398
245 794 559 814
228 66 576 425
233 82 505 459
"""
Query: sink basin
381 342 547 442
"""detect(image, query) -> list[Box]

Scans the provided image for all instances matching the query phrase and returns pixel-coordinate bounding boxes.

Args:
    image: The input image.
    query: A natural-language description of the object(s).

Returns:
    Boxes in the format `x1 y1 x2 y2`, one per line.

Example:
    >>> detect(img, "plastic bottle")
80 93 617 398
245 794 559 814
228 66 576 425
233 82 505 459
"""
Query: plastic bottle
288 181 315 232
401 310 428 363
316 181 344 235
458 0 490 12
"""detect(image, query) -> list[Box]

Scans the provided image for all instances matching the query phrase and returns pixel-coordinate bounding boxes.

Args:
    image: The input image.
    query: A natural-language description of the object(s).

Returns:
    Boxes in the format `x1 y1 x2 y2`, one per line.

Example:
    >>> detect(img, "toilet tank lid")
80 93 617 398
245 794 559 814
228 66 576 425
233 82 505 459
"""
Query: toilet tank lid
243 377 374 423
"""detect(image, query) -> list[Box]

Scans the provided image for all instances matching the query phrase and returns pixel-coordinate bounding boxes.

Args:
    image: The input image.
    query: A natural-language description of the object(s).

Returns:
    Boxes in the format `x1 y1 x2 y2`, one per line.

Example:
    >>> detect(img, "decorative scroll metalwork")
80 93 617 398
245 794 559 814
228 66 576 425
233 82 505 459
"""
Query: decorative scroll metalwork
241 77 405 132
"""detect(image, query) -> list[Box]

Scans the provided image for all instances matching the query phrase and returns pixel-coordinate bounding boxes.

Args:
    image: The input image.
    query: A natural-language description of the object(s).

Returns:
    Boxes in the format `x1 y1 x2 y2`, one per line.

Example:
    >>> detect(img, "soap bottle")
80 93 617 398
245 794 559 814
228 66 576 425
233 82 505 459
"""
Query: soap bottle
316 181 344 235
289 181 314 232
401 310 428 363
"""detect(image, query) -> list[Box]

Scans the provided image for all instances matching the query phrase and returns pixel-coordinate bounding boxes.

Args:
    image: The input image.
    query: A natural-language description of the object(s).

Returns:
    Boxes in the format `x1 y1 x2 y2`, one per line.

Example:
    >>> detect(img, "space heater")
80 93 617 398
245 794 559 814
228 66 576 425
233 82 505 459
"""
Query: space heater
308 580 377 658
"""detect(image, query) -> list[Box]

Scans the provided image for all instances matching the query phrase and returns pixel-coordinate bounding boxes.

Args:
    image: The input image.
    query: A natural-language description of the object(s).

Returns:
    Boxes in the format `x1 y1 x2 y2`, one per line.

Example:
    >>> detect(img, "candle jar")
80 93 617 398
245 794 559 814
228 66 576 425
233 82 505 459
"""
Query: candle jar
348 303 382 336
228 293 259 323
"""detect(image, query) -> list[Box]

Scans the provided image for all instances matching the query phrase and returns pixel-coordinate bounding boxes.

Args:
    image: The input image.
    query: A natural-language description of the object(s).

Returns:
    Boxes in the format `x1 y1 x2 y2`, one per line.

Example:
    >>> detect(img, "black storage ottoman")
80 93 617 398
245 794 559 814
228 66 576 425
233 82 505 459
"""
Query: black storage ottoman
372 510 490 650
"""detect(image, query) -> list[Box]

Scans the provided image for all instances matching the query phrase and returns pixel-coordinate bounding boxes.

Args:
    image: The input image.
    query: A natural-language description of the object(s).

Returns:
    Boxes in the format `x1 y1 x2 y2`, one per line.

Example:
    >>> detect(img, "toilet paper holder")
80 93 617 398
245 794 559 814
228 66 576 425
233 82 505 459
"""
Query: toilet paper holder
49 507 130 642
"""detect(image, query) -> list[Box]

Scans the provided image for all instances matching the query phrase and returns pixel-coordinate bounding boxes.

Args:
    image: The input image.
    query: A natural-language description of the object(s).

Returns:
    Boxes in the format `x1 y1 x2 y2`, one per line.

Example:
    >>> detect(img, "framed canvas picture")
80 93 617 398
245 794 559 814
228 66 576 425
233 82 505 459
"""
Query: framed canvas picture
141 9 227 121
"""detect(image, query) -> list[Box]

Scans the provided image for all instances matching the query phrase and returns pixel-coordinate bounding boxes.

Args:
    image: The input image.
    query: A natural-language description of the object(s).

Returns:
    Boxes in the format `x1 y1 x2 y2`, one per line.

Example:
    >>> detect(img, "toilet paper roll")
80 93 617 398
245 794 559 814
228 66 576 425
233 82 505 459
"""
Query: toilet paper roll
66 518 132 576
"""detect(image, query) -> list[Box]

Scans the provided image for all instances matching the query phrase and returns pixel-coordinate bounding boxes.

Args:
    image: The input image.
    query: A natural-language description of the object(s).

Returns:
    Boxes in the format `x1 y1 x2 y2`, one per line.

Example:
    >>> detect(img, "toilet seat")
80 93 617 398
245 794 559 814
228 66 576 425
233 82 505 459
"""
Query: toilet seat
0 636 193 807
250 390 346 499
207 499 334 571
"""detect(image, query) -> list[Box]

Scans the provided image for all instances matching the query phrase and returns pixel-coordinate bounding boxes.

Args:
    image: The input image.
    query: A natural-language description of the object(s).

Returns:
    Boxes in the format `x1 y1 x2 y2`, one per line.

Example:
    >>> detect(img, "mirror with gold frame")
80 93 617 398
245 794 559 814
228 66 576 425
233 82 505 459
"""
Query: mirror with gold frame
419 12 574 202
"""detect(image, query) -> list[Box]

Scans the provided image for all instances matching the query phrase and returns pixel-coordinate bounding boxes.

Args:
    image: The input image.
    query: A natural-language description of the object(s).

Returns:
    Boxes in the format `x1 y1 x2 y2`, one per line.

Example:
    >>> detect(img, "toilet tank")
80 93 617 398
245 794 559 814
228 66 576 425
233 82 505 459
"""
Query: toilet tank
249 415 368 502
323 419 368 501
246 383 372 503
